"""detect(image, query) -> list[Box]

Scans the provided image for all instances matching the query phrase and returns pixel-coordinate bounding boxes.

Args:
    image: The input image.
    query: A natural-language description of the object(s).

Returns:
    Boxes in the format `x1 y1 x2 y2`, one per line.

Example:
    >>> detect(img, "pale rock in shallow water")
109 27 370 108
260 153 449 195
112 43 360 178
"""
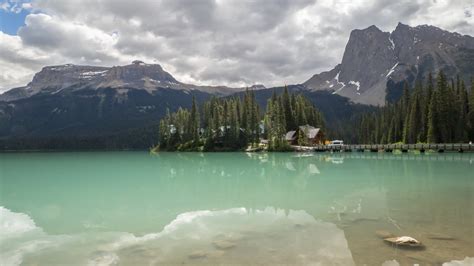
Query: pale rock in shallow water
384 236 423 247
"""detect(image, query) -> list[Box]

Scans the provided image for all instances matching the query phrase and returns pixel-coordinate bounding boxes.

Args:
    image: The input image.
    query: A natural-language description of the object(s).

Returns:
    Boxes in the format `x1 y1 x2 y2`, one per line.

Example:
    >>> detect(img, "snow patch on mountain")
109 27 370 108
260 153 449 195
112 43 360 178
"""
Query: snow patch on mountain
386 62 399 78
388 36 395 50
331 71 346 95
348 81 360 91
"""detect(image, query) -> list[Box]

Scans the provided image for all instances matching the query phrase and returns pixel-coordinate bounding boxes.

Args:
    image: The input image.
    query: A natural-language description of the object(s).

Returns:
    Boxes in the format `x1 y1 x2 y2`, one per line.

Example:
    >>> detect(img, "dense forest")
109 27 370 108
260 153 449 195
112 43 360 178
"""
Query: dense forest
354 71 474 144
0 124 159 151
158 71 474 151
158 87 325 151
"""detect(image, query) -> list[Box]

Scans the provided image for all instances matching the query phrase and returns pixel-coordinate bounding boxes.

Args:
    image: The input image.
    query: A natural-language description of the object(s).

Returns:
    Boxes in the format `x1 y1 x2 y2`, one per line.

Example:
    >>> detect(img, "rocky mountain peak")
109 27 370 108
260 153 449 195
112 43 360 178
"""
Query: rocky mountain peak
28 64 110 91
394 22 410 32
340 25 397 86
304 23 474 106
100 61 178 88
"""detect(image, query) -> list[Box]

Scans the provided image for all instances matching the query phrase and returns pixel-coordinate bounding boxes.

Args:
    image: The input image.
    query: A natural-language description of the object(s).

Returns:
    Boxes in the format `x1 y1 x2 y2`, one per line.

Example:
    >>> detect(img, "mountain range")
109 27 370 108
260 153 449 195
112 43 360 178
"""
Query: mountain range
0 23 472 149
0 60 242 102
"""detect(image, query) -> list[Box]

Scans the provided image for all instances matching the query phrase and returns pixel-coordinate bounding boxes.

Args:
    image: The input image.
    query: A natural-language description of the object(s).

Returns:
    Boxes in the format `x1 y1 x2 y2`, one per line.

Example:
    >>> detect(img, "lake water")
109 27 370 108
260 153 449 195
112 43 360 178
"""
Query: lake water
0 152 473 265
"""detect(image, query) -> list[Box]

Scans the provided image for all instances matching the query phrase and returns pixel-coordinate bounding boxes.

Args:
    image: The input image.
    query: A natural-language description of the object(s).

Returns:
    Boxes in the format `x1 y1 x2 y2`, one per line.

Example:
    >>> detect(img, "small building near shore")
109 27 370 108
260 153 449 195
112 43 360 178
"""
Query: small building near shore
285 125 324 146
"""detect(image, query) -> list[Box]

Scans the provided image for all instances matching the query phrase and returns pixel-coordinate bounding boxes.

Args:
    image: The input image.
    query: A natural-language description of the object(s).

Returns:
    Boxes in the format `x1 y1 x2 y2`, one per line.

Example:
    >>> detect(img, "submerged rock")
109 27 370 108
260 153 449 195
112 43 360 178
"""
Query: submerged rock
213 240 236 250
384 236 423 248
188 250 208 259
119 245 159 257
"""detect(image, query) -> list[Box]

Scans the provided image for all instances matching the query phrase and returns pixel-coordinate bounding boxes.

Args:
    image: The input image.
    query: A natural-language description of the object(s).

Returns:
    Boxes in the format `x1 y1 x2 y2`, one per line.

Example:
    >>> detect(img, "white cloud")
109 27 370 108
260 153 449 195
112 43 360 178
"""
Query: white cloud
0 0 472 93
0 32 50 90
1 0 33 13
0 2 11 11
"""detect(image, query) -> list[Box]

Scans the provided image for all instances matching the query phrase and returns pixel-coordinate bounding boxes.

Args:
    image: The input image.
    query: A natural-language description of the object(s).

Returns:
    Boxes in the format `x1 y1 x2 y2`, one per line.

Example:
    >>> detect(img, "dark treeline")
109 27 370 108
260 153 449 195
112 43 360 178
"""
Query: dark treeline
0 124 159 151
158 87 324 151
355 71 474 144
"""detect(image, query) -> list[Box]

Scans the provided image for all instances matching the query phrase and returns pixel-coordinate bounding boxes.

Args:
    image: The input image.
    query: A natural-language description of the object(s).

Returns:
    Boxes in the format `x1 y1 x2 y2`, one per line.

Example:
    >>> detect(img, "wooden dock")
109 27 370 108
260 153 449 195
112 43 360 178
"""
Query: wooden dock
308 143 474 153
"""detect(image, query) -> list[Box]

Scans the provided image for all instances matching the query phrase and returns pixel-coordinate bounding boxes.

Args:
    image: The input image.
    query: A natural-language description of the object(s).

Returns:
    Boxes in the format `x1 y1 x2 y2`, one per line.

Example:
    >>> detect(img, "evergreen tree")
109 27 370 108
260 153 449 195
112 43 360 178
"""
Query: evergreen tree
455 80 469 141
421 73 434 142
406 81 422 143
469 78 474 140
190 96 200 143
426 89 437 143
436 71 450 142
282 86 295 131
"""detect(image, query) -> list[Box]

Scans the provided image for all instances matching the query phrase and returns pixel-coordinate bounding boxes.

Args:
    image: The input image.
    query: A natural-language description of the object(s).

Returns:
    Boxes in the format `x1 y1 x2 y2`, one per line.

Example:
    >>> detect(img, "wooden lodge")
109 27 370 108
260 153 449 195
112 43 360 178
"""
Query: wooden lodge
285 125 324 146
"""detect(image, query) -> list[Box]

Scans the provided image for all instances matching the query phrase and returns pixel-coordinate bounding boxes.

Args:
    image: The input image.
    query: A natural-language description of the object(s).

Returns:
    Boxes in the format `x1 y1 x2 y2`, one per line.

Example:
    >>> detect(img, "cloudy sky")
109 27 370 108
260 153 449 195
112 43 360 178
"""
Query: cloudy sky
0 0 473 92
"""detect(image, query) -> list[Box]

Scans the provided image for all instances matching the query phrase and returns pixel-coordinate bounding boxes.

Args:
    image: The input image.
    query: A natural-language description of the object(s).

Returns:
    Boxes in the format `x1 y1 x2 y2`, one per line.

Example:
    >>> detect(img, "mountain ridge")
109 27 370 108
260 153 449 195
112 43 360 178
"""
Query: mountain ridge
0 60 244 102
304 22 474 105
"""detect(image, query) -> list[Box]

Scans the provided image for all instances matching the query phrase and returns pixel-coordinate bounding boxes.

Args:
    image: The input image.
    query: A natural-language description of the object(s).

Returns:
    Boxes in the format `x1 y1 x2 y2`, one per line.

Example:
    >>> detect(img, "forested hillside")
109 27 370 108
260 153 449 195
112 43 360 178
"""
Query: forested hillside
354 72 474 144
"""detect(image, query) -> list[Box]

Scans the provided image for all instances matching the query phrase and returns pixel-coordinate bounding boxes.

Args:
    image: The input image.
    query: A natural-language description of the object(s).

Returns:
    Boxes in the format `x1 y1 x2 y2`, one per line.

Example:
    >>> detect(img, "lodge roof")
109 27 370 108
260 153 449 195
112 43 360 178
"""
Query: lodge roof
299 125 321 139
285 125 322 140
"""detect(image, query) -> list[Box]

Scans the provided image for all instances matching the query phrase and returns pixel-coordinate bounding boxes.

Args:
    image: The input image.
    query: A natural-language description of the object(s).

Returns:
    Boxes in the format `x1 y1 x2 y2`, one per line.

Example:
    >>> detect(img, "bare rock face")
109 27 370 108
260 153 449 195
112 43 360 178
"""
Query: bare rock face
339 25 398 92
99 62 178 89
0 64 110 101
304 23 474 106
29 64 109 90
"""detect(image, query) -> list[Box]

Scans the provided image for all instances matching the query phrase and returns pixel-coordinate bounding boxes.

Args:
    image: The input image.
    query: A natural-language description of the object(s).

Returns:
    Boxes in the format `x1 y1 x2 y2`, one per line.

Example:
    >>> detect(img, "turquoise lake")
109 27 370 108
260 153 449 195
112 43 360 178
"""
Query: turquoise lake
0 152 473 265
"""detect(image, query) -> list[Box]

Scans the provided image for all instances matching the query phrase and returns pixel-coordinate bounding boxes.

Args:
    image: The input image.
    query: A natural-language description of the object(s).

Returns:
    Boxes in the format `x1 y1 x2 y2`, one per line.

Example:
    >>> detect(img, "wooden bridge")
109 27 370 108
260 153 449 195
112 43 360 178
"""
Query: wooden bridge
305 143 474 153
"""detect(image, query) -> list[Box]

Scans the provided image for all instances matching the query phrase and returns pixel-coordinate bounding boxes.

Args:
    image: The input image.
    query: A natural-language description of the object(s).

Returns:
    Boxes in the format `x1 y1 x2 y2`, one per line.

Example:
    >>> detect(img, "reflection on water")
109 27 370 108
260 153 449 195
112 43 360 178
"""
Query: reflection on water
1 206 355 265
0 152 473 265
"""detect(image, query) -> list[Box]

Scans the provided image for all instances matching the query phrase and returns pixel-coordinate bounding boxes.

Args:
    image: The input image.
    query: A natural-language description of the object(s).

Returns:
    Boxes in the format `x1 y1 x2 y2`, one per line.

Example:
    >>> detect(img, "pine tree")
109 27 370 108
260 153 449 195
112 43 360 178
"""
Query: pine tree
402 112 410 144
427 89 439 143
190 96 200 143
455 80 468 141
436 71 450 142
406 81 422 143
421 73 434 142
282 85 294 131
469 78 474 140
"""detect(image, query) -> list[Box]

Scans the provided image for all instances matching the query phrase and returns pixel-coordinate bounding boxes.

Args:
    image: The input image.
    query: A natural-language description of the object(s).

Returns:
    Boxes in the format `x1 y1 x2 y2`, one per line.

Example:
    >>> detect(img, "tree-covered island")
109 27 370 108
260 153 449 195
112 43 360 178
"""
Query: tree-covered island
157 87 325 151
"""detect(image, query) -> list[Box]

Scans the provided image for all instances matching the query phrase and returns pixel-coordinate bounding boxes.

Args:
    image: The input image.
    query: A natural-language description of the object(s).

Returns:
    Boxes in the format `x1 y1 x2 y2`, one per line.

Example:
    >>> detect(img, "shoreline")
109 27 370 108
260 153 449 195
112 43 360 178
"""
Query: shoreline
2 143 473 153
